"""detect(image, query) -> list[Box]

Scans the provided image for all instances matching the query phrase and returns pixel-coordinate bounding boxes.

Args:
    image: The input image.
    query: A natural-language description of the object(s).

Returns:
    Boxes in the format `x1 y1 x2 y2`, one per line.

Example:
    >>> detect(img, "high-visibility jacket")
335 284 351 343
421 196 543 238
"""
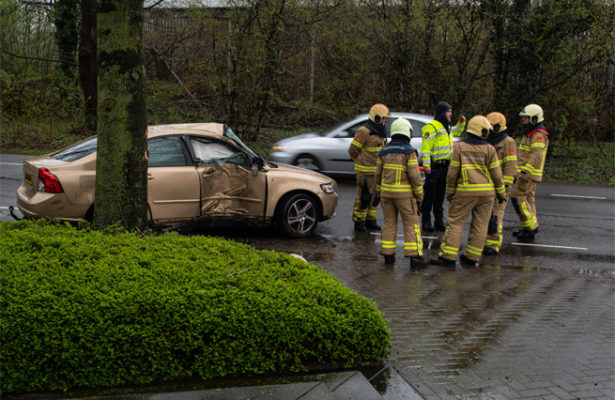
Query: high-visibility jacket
446 138 505 198
348 126 385 175
375 142 424 201
420 119 466 168
517 128 549 182
490 134 518 186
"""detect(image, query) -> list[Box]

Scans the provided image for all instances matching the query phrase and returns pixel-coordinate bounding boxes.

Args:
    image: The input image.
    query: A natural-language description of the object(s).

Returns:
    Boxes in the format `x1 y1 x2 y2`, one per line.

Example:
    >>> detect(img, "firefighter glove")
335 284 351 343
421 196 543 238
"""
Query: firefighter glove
371 193 381 207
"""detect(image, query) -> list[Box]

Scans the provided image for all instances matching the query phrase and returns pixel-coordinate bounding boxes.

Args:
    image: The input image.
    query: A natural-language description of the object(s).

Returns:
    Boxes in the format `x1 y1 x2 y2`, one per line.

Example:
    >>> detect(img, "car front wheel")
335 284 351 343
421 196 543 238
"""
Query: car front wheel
293 154 321 172
276 193 319 238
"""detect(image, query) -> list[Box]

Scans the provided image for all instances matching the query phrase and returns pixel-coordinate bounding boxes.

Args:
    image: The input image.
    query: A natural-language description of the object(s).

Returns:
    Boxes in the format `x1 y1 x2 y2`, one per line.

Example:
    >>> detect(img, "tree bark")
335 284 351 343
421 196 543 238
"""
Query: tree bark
79 0 97 133
94 0 148 230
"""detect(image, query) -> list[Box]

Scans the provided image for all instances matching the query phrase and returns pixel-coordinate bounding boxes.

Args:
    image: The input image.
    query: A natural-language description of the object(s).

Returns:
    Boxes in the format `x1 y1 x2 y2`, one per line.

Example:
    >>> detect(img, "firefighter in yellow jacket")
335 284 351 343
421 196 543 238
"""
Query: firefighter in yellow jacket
483 112 518 255
432 115 506 268
373 118 426 268
511 103 549 242
348 103 390 232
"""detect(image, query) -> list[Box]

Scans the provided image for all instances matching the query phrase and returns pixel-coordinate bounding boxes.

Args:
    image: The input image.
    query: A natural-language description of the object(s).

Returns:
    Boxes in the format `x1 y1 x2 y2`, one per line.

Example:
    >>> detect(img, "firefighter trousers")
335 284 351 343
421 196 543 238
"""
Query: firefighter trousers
510 178 538 231
439 195 493 262
485 186 512 252
353 174 378 223
380 197 423 256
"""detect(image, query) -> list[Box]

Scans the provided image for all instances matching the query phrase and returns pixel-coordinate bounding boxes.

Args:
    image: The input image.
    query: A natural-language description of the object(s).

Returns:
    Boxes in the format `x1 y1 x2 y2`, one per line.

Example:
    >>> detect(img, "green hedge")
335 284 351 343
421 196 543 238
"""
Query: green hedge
0 220 390 393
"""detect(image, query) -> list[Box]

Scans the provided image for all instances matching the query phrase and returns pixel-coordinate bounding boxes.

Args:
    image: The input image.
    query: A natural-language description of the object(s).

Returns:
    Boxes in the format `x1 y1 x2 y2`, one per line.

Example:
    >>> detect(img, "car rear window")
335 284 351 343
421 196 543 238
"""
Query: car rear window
149 136 191 167
50 137 98 162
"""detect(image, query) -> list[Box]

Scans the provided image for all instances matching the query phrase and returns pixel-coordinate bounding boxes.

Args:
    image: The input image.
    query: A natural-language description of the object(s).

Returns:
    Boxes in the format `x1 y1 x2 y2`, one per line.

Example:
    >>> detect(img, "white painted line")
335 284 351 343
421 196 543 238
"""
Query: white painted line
512 242 588 251
0 206 8 210
550 193 606 200
0 162 23 166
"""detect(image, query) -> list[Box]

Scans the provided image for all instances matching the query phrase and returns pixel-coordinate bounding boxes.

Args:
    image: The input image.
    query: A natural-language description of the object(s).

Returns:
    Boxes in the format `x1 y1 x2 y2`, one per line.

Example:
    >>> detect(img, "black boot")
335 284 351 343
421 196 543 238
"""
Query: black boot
384 254 395 264
518 229 535 242
434 217 446 232
482 246 498 256
459 254 479 268
410 256 428 269
354 221 367 233
422 217 434 232
431 256 455 267
365 220 381 231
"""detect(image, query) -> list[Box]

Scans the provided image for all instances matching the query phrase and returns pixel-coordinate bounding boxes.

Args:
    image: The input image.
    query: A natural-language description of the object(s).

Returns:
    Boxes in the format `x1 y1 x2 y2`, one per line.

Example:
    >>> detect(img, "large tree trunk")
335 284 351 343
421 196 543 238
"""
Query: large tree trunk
79 0 97 133
94 0 148 230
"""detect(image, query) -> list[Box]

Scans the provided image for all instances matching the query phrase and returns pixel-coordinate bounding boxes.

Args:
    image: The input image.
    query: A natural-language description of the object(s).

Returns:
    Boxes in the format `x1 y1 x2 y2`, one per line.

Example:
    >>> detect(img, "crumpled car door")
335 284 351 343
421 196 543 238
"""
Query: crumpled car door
191 138 266 218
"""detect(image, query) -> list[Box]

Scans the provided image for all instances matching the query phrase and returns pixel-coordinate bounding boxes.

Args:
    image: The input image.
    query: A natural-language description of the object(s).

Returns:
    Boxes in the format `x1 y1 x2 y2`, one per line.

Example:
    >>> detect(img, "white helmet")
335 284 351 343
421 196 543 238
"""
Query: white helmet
390 118 412 139
519 103 544 124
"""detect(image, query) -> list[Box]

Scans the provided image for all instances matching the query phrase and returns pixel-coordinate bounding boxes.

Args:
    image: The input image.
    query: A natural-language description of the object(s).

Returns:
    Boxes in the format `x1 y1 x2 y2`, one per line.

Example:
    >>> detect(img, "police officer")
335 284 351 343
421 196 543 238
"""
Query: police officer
348 103 390 232
511 104 549 242
483 112 518 255
421 101 466 232
432 115 506 268
373 118 426 268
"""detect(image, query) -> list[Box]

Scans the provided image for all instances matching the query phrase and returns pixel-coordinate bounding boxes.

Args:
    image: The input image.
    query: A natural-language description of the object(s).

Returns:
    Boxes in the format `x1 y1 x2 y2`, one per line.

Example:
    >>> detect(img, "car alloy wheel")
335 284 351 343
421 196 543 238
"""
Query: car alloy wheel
277 193 318 238
293 154 320 172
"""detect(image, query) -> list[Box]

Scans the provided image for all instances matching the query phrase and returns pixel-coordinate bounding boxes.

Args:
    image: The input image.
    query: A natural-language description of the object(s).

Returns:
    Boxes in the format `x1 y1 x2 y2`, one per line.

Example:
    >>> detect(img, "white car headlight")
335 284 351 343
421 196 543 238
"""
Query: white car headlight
320 182 336 194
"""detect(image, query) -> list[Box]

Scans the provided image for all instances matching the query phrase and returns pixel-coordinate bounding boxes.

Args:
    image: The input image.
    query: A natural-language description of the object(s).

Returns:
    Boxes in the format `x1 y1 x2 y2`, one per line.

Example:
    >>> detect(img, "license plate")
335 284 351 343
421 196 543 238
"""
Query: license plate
25 173 32 185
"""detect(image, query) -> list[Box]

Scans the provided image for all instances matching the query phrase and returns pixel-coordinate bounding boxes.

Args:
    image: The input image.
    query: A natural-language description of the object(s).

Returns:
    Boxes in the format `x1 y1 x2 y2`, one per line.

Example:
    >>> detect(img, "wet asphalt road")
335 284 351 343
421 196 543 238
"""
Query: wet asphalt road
2 154 614 399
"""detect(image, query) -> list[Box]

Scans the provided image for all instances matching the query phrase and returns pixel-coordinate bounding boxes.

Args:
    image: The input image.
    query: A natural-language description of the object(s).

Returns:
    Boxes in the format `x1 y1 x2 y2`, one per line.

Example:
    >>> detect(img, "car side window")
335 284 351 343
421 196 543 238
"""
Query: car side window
339 121 368 138
148 136 191 167
190 138 249 167
410 120 426 138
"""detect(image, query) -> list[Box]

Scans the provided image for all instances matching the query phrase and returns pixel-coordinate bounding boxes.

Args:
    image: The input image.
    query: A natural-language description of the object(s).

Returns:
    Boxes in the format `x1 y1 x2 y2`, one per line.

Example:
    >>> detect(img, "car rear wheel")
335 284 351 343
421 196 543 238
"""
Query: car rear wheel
276 193 319 238
293 154 321 172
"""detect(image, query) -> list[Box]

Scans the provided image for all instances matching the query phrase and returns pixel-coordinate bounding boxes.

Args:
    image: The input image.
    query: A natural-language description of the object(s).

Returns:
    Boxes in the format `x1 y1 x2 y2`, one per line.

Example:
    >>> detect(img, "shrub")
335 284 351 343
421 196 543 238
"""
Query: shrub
0 220 390 394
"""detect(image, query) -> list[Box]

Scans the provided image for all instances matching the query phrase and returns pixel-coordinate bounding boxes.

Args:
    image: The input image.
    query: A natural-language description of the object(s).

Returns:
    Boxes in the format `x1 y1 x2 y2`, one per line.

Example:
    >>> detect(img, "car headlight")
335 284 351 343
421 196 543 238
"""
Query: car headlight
320 182 336 194
272 145 285 151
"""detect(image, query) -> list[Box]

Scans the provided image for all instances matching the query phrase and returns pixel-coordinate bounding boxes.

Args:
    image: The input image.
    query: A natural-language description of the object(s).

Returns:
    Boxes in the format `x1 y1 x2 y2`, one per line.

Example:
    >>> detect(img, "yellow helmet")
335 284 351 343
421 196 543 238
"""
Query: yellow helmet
519 103 544 124
466 115 492 138
486 112 507 133
390 118 412 140
369 103 391 124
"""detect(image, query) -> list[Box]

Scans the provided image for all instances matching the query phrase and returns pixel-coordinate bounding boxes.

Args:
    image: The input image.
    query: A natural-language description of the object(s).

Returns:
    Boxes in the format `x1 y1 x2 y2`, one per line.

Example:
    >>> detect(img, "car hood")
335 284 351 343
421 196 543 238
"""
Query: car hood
267 161 333 182
275 132 321 144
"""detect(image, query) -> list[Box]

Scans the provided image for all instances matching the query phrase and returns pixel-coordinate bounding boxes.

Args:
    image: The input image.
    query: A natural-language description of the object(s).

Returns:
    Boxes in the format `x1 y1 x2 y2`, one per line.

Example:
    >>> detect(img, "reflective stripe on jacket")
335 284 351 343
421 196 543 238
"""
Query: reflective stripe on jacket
492 136 518 185
375 152 423 200
420 119 465 168
348 126 385 175
446 141 505 197
517 130 549 181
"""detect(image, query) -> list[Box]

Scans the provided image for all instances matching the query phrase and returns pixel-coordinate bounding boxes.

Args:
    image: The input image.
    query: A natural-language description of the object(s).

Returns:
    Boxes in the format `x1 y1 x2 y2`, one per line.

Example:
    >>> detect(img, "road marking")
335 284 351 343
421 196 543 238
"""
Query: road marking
0 206 8 210
512 242 588 251
0 162 23 166
550 193 606 200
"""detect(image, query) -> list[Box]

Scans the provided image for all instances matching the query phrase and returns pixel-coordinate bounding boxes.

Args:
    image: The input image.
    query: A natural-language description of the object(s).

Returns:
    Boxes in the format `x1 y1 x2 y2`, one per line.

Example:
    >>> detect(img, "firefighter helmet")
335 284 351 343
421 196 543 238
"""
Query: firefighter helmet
466 115 492 139
519 103 544 124
369 103 391 124
390 118 412 140
486 112 507 133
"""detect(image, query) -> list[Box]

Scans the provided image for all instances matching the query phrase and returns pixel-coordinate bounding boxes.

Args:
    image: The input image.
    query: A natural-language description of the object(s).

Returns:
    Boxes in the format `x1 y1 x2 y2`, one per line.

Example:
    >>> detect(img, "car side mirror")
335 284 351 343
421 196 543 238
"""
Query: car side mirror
251 156 264 176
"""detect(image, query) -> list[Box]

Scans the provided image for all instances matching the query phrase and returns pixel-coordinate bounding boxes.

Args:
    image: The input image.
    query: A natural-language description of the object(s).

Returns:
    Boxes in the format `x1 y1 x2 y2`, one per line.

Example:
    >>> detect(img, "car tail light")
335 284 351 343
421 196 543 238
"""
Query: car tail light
38 168 64 193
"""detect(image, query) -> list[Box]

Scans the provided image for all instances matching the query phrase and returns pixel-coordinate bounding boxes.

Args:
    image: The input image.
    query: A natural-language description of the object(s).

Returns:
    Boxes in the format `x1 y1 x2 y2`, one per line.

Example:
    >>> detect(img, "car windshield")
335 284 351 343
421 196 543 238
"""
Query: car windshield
321 120 347 136
50 137 98 162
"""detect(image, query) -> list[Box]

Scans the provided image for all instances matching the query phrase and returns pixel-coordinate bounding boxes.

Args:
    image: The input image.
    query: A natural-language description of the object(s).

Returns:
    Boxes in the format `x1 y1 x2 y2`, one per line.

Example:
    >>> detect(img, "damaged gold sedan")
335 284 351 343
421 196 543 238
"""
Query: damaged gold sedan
16 123 338 238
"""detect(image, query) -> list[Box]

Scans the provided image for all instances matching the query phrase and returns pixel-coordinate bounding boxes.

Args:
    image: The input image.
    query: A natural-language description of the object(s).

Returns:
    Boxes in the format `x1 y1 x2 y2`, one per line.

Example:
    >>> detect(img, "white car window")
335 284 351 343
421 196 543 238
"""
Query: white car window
190 138 248 166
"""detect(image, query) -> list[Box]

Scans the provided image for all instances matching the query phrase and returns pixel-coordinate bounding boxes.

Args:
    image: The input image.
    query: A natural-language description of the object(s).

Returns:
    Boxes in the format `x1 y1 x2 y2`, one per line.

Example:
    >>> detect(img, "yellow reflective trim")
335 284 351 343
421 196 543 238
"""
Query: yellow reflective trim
355 164 377 173
351 140 363 149
531 142 545 149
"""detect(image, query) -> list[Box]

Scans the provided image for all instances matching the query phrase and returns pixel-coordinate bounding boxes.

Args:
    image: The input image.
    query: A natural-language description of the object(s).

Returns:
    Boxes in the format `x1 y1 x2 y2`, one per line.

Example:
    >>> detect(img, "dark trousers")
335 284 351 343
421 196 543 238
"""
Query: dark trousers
422 164 449 222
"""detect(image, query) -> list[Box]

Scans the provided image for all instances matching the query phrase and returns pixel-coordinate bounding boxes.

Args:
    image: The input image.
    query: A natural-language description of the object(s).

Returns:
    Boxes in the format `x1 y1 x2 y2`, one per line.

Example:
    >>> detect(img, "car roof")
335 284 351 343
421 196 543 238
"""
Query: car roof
147 123 225 138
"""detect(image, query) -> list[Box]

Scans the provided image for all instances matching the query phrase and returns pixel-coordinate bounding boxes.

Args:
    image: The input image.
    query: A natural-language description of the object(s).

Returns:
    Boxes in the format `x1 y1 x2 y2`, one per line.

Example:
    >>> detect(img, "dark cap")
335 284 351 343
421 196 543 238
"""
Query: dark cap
435 101 452 118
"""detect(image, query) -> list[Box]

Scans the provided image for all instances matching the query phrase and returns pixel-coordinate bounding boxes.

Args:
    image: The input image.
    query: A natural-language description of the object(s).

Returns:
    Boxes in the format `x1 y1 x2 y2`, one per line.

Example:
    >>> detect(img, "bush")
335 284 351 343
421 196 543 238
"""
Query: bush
0 220 390 394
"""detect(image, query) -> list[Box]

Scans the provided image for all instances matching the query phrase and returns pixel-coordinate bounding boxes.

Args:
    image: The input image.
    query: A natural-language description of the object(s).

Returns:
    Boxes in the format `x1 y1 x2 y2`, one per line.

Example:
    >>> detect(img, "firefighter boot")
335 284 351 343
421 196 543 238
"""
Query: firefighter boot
365 220 382 231
410 256 428 269
459 254 479 268
518 229 535 242
384 254 395 264
431 256 455 267
354 221 367 233
482 246 498 256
